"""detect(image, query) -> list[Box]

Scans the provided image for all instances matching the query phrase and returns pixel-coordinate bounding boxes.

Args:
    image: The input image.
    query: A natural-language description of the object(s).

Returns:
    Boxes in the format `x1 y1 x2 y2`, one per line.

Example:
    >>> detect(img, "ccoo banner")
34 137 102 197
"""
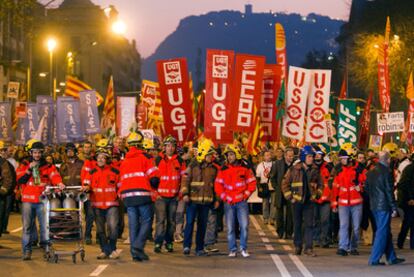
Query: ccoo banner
282 66 312 140
260 64 282 141
377 112 404 134
37 96 54 145
0 102 12 141
337 99 358 146
305 70 331 143
156 58 194 142
80 90 101 135
56 97 84 143
204 49 235 143
231 54 266 133
116 96 137 137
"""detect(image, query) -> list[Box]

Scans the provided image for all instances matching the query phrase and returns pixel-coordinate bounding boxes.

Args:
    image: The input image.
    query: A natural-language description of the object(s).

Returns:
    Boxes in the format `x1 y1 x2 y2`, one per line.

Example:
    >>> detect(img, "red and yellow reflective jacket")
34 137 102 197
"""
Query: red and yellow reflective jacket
84 165 120 209
16 160 62 203
331 165 364 208
81 157 96 184
214 162 256 204
119 147 159 206
315 162 332 204
155 153 185 198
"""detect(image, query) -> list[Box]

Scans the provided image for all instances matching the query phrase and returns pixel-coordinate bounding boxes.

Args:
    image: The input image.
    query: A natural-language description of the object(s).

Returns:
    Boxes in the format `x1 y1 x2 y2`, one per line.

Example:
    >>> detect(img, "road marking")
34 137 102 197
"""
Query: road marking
271 254 292 277
289 254 313 277
89 264 109 277
10 227 22 233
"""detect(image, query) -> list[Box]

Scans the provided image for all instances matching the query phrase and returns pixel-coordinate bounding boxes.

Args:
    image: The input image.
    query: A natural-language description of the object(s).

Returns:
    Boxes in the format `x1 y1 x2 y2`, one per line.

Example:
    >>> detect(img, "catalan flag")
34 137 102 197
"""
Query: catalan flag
247 106 265 156
101 76 115 130
64 75 103 105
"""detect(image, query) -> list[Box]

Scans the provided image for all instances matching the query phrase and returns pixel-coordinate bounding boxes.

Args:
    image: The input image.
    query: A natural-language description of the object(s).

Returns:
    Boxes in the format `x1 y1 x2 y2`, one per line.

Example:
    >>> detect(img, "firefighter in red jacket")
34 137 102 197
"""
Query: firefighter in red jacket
313 146 333 248
80 141 96 244
153 135 185 253
82 147 121 260
332 148 364 256
215 144 256 258
16 139 64 260
119 130 160 262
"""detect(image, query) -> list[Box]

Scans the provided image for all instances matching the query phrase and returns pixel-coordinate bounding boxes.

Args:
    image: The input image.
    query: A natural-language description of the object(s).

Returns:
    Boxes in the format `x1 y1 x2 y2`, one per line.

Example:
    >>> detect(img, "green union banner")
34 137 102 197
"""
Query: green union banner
337 99 358 146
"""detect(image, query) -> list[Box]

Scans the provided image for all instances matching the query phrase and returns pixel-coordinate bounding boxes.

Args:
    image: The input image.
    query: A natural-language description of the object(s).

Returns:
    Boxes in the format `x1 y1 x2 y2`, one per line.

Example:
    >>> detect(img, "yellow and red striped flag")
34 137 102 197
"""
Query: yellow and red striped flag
64 75 103 105
247 106 265 156
101 76 115 130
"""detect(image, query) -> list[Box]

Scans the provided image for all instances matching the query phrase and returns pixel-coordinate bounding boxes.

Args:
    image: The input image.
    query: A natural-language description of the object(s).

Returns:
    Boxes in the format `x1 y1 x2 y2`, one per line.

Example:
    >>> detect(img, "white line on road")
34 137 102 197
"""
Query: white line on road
271 254 292 277
89 264 109 277
10 227 22 233
289 254 313 277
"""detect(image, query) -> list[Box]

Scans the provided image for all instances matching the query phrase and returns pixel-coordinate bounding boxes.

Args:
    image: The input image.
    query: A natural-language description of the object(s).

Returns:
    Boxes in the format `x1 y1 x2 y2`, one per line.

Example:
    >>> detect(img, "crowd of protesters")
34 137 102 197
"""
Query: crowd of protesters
0 132 412 266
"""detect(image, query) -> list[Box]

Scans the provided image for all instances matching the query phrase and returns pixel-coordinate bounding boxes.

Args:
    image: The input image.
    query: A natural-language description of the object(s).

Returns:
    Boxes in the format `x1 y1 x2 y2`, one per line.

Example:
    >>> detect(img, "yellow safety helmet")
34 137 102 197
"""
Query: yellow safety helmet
223 144 242 160
95 147 111 158
96 138 112 149
126 130 144 146
196 138 215 163
25 139 43 152
382 142 399 158
143 138 155 150
0 140 5 150
341 142 357 158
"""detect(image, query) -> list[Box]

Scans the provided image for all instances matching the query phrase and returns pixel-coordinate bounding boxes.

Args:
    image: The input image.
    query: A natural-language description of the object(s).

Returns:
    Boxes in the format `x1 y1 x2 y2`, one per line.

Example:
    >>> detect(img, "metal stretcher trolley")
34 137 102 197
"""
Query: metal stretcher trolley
41 186 87 263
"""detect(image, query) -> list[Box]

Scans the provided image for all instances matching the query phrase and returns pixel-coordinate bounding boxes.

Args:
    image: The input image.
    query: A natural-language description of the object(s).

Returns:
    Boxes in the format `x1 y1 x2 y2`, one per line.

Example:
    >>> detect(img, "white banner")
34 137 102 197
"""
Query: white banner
282 66 312 140
116 96 137 137
305 70 331 143
377 112 404 133
409 113 414 133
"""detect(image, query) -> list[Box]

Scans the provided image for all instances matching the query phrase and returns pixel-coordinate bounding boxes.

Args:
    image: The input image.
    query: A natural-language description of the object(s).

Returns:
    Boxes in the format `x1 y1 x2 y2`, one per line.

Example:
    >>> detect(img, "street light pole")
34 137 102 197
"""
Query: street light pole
47 37 57 99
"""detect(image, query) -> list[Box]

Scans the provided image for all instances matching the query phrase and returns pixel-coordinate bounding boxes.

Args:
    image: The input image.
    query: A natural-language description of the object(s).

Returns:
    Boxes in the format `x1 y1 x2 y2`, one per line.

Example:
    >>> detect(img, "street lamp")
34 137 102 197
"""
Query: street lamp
111 20 127 35
46 37 57 99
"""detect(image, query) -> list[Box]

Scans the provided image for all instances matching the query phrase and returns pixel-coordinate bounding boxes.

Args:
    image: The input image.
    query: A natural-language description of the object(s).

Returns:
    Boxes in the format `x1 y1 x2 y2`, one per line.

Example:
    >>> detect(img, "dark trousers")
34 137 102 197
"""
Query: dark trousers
118 200 125 239
276 196 293 238
293 201 314 250
183 203 210 251
155 197 177 245
94 207 119 255
84 200 95 239
0 196 6 236
2 194 13 233
397 205 414 249
313 202 331 246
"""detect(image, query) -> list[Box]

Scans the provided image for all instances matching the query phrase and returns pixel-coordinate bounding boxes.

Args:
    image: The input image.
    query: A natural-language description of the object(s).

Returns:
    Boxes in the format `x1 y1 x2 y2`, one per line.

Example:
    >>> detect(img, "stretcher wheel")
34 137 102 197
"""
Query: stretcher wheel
80 250 85 262
54 255 58 263
72 254 76 264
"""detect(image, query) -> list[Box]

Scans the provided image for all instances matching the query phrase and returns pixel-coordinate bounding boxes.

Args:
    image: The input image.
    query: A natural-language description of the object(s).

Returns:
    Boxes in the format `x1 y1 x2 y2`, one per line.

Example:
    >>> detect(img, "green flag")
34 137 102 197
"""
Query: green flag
276 79 286 121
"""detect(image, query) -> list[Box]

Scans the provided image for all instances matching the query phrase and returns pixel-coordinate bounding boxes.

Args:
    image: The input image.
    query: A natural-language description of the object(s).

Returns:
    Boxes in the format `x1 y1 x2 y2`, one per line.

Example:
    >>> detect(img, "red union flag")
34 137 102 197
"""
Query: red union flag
204 49 235 143
261 64 282 141
231 54 266 133
156 58 194 142
305 70 331 143
282 66 312 140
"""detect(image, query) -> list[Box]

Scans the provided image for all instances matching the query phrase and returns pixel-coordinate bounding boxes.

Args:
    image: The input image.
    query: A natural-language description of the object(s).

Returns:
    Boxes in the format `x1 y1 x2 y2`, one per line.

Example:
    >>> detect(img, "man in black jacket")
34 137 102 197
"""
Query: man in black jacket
397 160 414 249
366 151 404 266
270 147 294 238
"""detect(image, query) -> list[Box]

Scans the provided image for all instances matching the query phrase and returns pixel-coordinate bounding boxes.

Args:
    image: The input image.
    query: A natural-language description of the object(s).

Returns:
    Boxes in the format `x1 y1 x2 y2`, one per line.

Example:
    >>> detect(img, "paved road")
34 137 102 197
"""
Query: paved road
1 212 413 277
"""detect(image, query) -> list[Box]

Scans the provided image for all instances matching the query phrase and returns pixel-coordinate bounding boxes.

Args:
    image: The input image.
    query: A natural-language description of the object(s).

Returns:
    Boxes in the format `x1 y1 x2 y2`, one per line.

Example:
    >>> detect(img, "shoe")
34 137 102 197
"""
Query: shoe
154 244 162 253
304 249 317 257
295 247 302 255
85 238 92 245
174 234 184 243
350 249 359 256
397 243 403 250
2 230 9 234
132 257 143 262
109 250 120 259
389 258 405 265
137 250 149 261
228 251 237 258
97 252 108 260
183 247 190 255
22 252 32 261
166 243 174 253
240 250 250 258
370 261 386 266
336 249 348 256
277 232 284 238
196 249 209 256
314 242 321 248
205 245 219 253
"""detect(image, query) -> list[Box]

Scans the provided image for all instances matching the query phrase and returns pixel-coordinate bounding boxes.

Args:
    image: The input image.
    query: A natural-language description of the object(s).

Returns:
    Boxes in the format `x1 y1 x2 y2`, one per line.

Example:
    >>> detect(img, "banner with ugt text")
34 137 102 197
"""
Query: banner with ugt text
80 90 101 135
260 65 282 141
204 49 235 143
282 66 312 140
0 102 12 141
56 97 84 143
305 70 331 143
231 54 265 133
157 58 194 142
